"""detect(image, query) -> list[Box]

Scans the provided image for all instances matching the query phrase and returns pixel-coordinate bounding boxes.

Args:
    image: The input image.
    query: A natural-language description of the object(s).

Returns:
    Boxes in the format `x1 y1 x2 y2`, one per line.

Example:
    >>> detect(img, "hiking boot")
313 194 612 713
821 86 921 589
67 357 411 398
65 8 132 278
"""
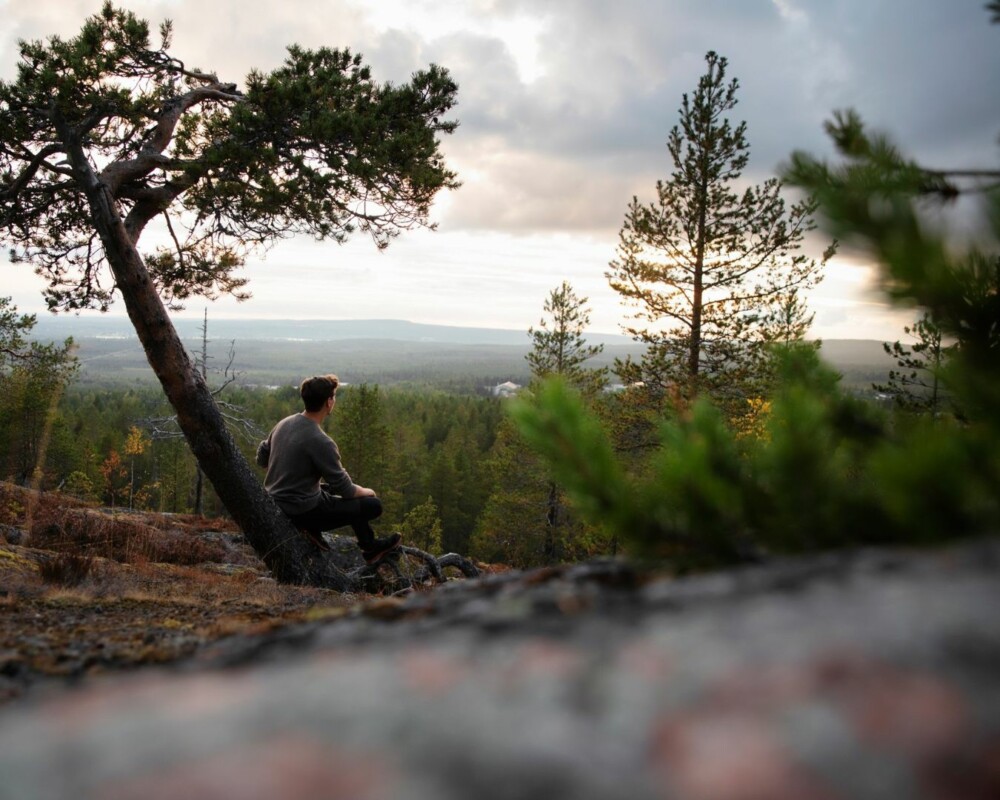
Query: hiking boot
362 532 402 565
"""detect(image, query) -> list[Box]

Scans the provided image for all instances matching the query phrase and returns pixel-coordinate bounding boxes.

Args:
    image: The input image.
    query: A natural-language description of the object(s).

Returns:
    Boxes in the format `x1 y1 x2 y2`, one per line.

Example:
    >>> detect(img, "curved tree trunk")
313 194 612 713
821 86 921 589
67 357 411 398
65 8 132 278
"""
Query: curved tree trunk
75 164 350 589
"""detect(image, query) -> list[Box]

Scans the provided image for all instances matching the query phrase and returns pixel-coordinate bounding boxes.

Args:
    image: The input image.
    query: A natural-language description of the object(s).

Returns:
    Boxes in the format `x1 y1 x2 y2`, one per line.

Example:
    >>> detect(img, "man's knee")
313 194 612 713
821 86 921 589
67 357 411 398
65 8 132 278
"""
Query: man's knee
360 496 383 520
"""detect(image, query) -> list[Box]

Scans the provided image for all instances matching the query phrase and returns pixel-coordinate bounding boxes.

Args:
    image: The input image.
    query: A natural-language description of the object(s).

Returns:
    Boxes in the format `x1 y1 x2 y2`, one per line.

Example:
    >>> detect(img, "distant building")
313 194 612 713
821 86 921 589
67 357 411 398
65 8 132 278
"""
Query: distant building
605 381 644 393
492 381 522 398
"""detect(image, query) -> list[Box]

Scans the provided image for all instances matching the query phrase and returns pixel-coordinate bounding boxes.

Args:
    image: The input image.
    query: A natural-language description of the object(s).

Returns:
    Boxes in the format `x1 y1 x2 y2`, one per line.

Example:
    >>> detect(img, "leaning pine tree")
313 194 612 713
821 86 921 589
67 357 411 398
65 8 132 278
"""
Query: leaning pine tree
0 4 459 588
607 51 832 410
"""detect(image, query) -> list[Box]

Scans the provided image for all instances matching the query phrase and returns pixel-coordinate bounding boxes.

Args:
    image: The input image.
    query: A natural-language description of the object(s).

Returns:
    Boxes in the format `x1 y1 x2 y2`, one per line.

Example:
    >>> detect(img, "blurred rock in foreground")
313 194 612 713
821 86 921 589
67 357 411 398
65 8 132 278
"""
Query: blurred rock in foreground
1 539 998 800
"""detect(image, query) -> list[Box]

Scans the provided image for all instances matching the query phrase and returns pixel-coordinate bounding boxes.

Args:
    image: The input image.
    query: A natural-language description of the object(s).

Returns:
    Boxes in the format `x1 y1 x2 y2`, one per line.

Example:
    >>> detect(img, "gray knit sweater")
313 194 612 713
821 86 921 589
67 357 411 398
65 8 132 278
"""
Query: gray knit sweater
255 413 357 514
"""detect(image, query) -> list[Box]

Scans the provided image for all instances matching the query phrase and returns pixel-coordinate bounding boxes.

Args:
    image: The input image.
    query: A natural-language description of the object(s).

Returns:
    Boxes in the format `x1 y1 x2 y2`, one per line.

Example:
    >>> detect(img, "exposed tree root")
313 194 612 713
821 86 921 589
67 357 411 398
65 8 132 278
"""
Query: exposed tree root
312 534 480 594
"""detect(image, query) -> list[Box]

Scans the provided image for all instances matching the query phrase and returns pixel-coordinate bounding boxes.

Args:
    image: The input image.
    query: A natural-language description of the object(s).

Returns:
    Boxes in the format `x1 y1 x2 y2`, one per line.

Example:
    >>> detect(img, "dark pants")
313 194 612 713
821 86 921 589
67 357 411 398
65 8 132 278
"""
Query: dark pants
288 489 383 550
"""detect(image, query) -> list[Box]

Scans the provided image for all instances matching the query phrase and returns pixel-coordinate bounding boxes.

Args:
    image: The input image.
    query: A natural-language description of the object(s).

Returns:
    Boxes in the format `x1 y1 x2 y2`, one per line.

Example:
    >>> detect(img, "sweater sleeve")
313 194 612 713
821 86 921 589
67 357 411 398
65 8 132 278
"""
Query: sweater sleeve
255 438 271 468
311 434 357 498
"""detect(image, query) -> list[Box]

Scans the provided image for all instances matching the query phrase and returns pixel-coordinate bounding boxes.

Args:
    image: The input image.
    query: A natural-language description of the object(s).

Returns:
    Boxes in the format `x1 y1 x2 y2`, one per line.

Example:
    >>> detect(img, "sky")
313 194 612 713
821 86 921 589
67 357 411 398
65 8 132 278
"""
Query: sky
2 0 999 340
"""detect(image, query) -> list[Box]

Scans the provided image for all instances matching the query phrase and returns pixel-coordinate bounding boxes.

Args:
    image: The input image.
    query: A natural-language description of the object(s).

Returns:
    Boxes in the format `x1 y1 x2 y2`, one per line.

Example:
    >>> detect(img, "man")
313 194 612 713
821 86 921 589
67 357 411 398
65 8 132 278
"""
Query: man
256 374 402 564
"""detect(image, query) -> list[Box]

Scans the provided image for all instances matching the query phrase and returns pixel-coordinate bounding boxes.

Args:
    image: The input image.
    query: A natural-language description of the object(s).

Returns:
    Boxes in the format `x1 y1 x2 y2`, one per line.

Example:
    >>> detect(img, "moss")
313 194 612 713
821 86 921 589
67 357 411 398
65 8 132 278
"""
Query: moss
41 591 93 606
0 547 38 573
304 605 350 622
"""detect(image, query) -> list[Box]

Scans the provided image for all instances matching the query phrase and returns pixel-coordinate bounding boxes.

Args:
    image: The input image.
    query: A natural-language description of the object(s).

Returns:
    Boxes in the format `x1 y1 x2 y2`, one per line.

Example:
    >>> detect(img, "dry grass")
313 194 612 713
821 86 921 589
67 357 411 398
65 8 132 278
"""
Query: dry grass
0 479 359 611
26 506 237 566
38 551 96 586
0 479 255 568
0 480 361 703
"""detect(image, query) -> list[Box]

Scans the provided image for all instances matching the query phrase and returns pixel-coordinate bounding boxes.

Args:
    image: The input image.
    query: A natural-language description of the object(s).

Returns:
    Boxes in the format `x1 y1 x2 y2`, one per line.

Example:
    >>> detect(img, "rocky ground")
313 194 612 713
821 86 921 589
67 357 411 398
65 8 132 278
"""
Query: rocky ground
0 483 371 703
0 569 341 702
1 502 998 800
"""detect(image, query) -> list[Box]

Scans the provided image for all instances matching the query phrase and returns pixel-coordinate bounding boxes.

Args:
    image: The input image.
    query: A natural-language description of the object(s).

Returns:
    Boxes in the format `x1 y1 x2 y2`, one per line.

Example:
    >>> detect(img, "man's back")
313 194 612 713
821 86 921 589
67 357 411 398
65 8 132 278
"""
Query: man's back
257 413 355 514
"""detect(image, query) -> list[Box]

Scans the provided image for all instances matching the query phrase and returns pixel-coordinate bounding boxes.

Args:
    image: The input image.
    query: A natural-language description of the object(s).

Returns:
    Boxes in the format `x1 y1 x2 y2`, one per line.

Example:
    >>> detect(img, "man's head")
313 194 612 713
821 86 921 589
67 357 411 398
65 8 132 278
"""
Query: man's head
300 374 339 412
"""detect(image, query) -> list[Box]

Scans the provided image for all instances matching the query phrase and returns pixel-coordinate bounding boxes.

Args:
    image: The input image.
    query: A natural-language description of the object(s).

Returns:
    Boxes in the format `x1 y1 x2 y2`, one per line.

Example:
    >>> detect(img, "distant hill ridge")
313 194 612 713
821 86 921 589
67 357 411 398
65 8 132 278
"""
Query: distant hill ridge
32 316 633 346
31 316 888 353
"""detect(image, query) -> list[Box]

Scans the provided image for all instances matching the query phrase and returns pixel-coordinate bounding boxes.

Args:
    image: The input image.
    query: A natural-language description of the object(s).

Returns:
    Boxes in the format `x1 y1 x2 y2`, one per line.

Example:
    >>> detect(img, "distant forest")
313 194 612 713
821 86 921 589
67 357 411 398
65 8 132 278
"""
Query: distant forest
3 316 898 569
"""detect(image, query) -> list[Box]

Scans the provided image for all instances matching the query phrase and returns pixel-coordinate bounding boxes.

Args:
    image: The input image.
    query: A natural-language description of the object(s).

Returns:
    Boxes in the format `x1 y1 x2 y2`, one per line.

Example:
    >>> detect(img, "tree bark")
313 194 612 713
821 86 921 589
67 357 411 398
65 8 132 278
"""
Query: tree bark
544 480 559 564
689 174 709 393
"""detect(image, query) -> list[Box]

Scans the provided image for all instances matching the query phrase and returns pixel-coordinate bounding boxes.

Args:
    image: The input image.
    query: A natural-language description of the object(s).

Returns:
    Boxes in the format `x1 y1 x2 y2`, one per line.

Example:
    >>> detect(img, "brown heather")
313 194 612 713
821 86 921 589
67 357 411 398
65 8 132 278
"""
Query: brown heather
0 480 356 702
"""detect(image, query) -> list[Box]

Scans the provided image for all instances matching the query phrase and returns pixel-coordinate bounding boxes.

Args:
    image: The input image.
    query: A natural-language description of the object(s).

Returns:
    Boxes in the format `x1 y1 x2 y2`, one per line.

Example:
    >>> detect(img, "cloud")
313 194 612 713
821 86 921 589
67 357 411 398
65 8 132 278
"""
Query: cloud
439 143 644 234
0 1 380 84
6 0 997 223
2 0 997 341
355 0 999 237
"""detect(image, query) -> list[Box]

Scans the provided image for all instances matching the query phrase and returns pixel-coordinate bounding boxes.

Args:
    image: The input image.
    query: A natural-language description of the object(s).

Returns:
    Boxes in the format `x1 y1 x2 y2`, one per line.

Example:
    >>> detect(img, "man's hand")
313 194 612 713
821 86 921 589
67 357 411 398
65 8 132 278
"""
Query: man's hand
353 485 377 498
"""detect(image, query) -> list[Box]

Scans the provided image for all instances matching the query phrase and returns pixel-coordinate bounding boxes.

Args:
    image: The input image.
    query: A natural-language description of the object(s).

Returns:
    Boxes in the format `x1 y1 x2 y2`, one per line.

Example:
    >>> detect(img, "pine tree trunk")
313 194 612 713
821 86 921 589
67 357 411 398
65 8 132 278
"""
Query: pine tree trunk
193 466 204 516
544 480 559 563
689 175 710 395
74 156 350 589
194 311 207 516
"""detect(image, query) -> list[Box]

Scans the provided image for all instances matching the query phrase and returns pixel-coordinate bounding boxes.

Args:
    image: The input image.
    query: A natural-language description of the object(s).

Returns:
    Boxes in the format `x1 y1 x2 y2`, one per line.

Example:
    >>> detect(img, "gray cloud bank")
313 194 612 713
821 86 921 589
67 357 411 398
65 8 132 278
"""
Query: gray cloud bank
1 0 997 341
3 0 996 237
386 0 999 235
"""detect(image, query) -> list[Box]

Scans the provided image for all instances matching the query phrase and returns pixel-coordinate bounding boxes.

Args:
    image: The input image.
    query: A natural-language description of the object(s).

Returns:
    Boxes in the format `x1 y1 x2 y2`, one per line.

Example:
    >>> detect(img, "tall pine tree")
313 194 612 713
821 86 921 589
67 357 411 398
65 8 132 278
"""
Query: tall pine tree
474 282 607 566
607 51 830 410
527 281 608 395
874 313 954 413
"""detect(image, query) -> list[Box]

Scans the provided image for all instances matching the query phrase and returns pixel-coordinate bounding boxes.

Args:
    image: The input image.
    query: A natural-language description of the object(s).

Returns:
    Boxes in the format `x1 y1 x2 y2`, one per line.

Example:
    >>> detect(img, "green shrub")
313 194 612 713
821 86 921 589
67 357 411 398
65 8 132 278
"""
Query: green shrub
510 345 1000 570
